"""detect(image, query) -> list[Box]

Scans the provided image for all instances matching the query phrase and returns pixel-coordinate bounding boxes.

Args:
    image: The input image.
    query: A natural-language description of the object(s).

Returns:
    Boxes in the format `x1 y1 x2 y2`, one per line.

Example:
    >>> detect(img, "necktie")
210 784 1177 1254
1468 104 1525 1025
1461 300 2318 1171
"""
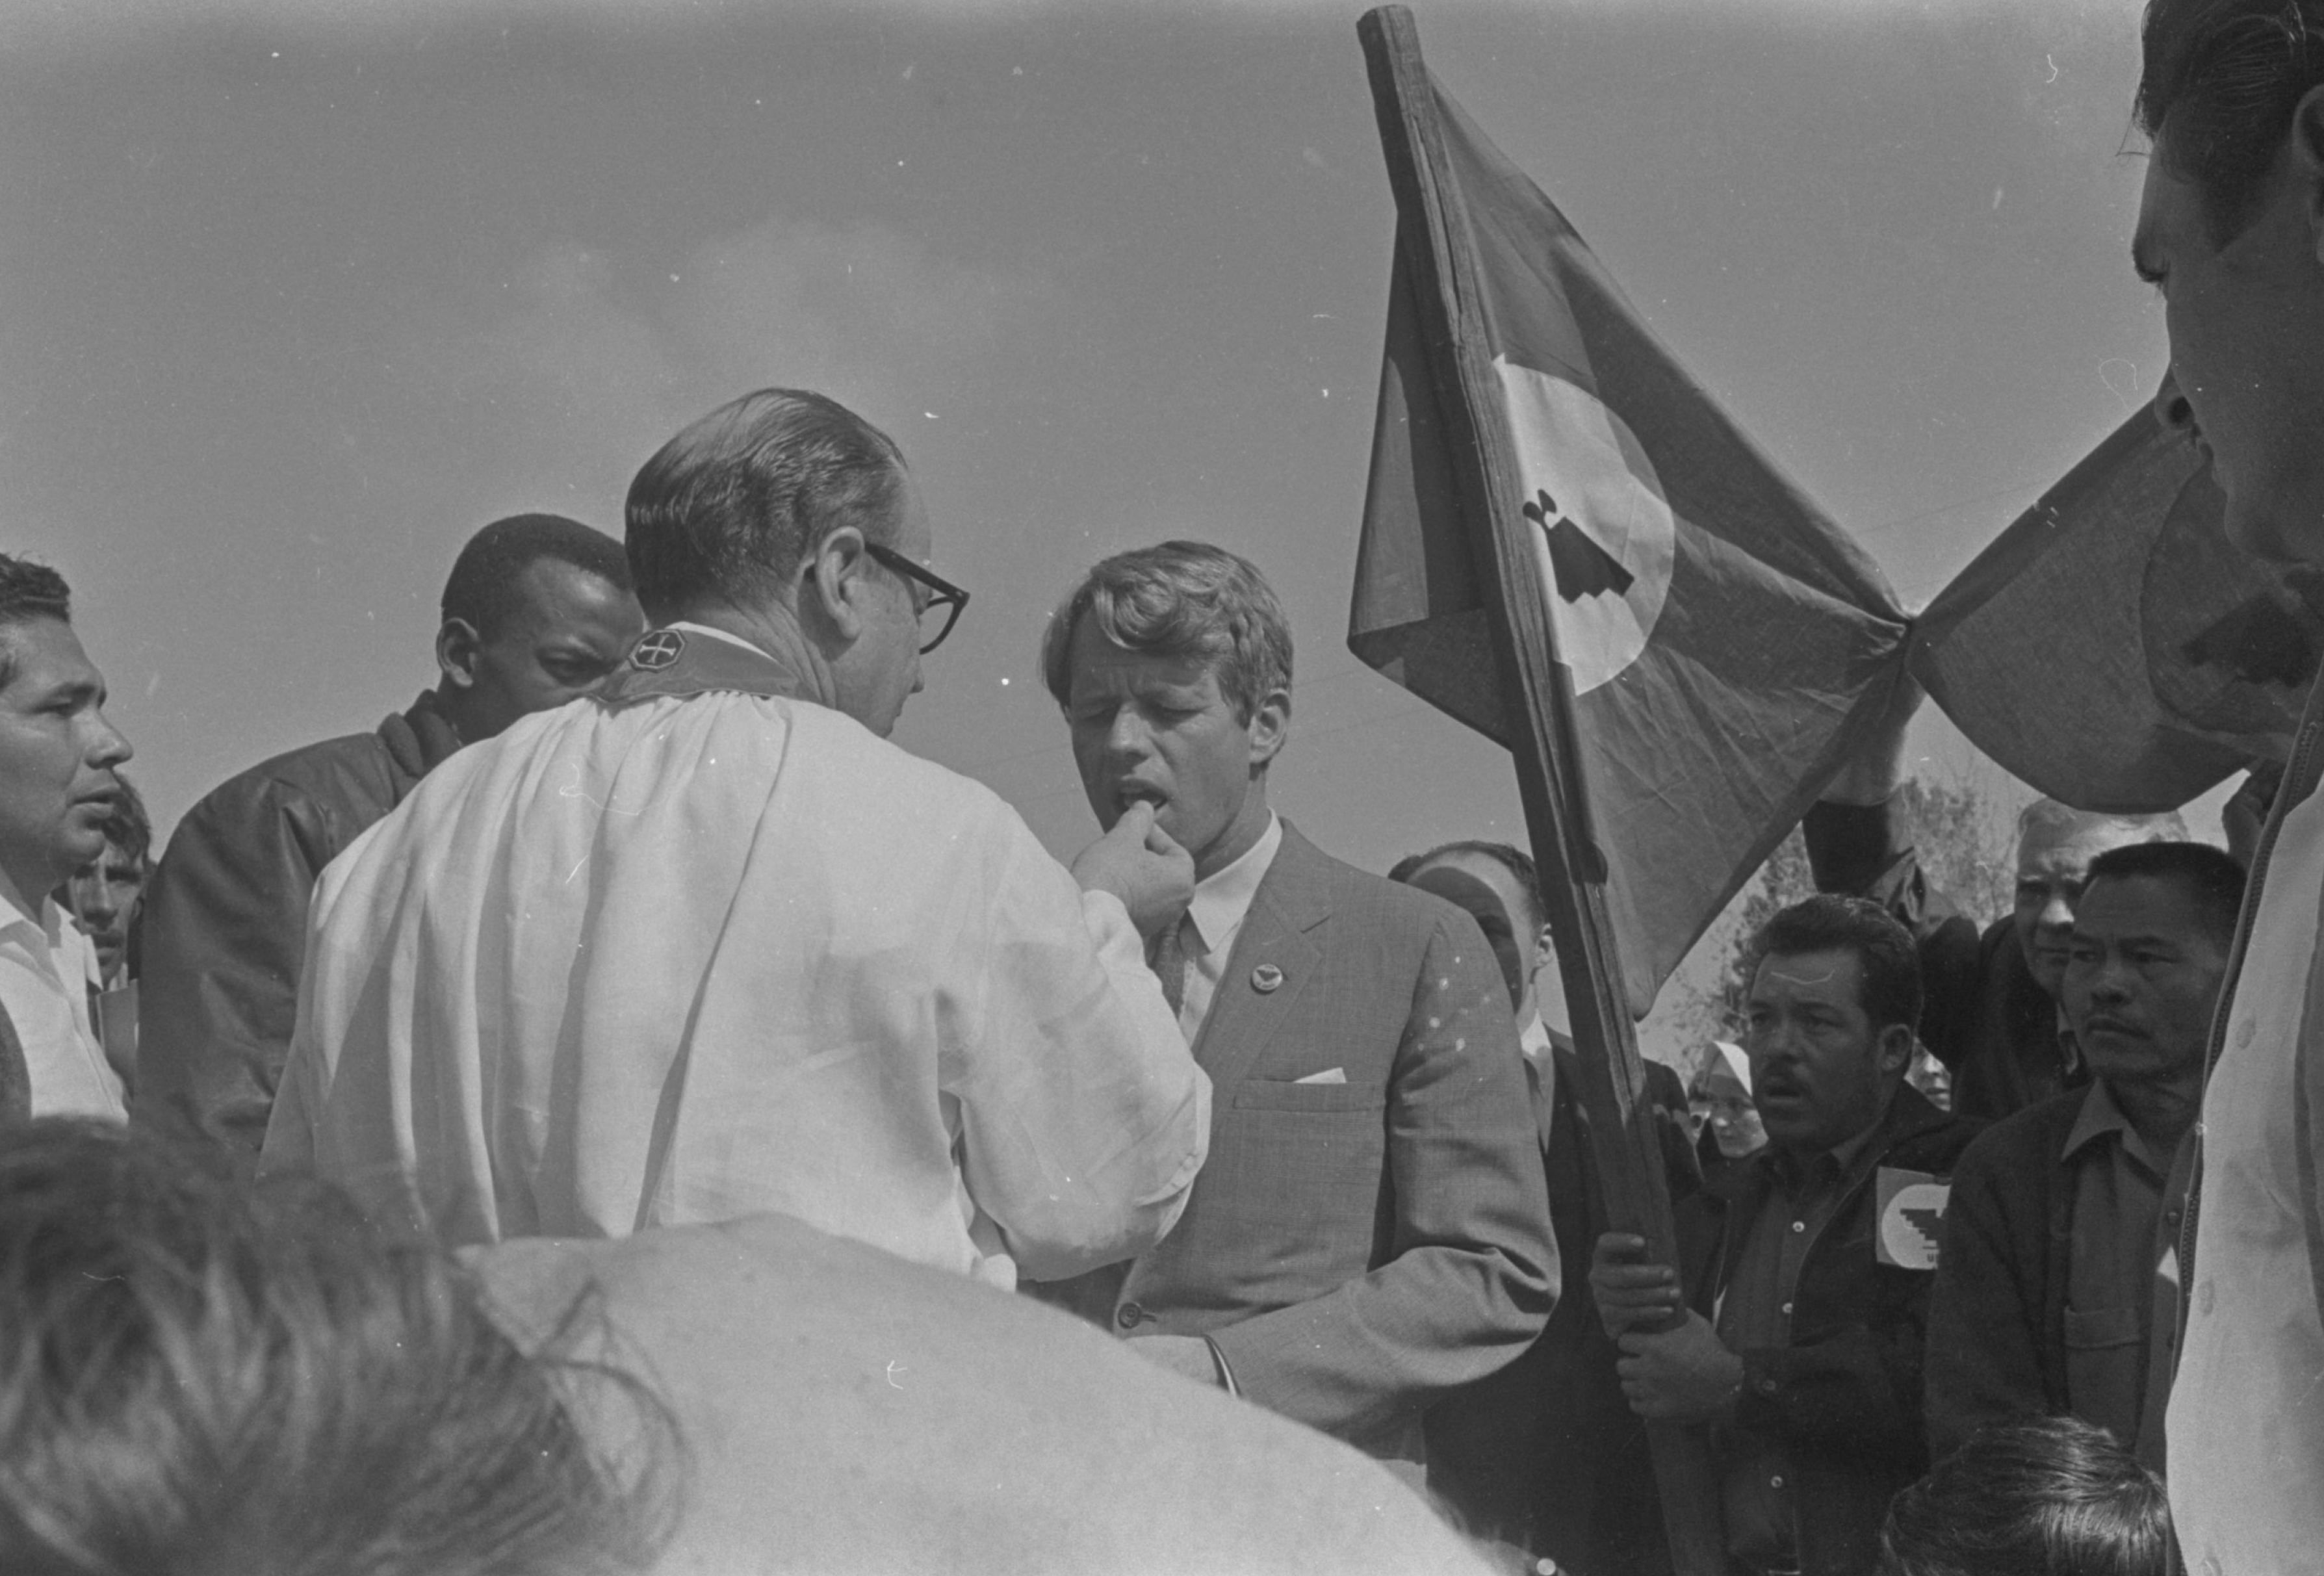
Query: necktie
1150 916 1189 1018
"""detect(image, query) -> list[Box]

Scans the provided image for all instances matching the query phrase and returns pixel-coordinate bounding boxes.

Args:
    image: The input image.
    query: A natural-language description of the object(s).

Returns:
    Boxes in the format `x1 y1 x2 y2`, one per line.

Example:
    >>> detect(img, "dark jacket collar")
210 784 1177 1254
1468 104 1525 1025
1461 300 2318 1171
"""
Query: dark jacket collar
378 690 465 788
1751 1083 1954 1195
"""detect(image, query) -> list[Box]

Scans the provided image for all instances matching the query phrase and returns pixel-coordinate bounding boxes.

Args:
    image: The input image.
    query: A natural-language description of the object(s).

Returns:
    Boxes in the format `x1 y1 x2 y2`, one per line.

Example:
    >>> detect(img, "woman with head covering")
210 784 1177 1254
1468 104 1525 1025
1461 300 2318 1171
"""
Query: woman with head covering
1692 1040 1769 1191
1703 1041 1768 1161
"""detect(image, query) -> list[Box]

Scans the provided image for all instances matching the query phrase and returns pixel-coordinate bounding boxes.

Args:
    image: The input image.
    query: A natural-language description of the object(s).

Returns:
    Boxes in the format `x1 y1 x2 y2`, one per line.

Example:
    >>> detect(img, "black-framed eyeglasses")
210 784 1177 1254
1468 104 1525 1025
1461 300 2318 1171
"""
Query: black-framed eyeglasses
866 543 971 653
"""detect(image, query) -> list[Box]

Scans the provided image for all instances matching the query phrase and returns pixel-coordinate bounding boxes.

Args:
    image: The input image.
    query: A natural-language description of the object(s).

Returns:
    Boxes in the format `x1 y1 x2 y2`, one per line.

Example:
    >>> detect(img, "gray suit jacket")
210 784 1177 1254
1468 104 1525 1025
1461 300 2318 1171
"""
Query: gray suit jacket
1092 821 1558 1458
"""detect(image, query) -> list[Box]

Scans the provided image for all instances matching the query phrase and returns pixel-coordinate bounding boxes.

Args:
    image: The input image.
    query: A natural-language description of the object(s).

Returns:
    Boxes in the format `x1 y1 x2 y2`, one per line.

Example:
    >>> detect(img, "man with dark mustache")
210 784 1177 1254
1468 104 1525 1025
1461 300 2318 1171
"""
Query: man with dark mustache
1806 693 2185 1122
1923 841 2240 1475
1590 895 1979 1576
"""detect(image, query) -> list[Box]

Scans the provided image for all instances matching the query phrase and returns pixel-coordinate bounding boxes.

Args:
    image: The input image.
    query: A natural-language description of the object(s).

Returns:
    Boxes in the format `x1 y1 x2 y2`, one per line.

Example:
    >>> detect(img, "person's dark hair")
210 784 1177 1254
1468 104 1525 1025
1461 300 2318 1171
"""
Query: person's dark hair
1755 894 1923 1035
0 1120 672 1576
0 554 70 629
0 555 73 691
2085 838 2248 946
2138 0 2324 240
93 772 151 871
1388 840 1544 927
625 389 909 623
1879 1415 2174 1576
1040 541 1295 725
440 514 632 641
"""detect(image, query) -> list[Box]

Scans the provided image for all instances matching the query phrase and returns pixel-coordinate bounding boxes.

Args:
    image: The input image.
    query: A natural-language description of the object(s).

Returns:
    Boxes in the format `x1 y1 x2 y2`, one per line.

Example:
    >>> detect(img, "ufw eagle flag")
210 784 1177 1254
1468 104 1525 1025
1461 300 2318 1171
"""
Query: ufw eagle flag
1349 56 1911 1018
1911 407 2316 812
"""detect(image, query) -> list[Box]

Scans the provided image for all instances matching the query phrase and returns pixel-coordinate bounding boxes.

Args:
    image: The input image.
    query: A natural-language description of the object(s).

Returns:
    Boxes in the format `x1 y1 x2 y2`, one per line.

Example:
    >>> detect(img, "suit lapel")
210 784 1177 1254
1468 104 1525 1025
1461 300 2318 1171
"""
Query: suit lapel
1190 821 1332 1092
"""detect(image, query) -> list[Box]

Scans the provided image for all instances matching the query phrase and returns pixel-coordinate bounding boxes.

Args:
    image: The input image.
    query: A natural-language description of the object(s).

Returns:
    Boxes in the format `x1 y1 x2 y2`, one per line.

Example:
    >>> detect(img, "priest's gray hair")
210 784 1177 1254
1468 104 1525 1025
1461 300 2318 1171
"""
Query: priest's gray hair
625 387 908 622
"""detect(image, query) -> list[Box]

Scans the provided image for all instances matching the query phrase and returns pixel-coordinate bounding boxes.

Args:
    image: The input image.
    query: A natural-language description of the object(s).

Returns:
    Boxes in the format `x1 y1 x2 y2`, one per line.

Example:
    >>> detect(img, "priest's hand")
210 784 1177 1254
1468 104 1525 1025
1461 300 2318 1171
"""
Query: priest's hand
1072 801 1195 943
1614 1312 1744 1423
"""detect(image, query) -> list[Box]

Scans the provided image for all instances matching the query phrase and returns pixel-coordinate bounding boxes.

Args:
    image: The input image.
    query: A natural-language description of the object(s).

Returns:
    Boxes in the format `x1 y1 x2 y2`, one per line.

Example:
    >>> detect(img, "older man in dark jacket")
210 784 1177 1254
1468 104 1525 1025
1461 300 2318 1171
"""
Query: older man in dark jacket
1594 896 1981 1576
1924 842 2238 1475
135 515 640 1159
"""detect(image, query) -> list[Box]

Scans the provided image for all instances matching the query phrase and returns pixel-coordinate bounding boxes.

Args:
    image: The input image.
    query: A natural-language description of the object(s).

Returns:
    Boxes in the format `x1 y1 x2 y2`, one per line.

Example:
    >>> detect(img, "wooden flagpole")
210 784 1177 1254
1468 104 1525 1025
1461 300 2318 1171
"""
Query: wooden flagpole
1356 10 1727 1571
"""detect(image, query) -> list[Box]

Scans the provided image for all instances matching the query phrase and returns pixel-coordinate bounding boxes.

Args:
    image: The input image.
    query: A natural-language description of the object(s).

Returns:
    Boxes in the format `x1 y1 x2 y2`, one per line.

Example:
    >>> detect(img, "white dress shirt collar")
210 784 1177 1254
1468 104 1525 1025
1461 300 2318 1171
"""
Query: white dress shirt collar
1185 812 1282 958
1517 1012 1555 1065
669 620 772 656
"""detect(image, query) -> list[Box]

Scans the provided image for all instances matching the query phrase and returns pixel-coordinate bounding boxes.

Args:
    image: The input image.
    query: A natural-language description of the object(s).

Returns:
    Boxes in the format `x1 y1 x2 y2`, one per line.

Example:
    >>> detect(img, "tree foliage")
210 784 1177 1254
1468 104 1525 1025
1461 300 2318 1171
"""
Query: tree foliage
1662 775 2019 1063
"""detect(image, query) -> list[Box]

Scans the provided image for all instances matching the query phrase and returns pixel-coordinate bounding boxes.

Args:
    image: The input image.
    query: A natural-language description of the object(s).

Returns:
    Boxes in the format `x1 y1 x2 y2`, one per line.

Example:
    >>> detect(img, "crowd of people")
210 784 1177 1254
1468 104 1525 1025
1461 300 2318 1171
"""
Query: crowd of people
4 0 2322 1571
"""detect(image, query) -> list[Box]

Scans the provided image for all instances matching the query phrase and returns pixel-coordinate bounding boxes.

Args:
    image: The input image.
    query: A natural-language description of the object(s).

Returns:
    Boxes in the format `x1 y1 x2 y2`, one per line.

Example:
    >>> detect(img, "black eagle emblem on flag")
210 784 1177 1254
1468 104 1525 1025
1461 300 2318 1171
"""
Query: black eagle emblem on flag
1523 489 1634 604
1900 1206 1946 1258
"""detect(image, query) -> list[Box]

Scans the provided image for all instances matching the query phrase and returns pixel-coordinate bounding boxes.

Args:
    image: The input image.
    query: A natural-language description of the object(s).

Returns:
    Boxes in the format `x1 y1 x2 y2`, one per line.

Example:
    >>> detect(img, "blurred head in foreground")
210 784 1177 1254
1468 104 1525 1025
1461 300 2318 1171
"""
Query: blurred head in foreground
1879 1415 2174 1576
0 1120 666 1576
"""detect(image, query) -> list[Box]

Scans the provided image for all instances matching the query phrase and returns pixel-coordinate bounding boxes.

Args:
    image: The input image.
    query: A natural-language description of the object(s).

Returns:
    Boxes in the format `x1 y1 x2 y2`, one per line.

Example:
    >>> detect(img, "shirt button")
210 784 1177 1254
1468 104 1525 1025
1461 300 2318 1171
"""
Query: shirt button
1770 1475 1785 1489
1781 1301 1793 1316
1757 1378 1778 1395
1117 1301 1145 1330
2197 1281 2214 1315
1790 1220 1806 1234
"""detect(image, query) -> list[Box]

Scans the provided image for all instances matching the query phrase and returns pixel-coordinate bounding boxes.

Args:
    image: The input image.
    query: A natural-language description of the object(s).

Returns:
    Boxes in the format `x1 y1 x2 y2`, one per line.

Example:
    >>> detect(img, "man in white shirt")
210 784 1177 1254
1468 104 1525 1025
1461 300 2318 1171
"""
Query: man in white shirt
263 388 1208 1287
1032 542 1553 1470
2131 6 2324 1566
0 553 135 1122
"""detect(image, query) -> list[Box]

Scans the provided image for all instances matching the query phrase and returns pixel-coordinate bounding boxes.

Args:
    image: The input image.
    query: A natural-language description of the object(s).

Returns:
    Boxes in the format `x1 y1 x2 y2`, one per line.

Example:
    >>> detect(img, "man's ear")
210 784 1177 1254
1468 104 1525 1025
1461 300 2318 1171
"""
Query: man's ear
800 528 873 643
1245 685 1292 770
435 618 481 690
1876 1023 1916 1080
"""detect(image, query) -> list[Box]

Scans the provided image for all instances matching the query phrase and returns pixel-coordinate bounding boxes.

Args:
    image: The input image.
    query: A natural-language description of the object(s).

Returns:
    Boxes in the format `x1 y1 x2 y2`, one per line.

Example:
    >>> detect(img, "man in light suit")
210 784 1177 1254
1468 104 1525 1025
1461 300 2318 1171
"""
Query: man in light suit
1033 541 1556 1471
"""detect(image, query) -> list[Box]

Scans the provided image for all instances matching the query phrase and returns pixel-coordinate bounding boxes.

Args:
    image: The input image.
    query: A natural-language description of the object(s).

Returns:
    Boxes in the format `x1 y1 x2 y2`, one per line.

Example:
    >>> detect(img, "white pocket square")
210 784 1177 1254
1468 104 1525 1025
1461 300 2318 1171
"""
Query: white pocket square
1293 1067 1347 1085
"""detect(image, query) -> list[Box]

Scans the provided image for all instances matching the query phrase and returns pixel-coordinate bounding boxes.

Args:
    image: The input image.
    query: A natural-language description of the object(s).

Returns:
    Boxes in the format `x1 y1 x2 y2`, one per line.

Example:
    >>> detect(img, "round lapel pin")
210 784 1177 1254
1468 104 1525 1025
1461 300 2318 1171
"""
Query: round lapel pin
1250 963 1284 994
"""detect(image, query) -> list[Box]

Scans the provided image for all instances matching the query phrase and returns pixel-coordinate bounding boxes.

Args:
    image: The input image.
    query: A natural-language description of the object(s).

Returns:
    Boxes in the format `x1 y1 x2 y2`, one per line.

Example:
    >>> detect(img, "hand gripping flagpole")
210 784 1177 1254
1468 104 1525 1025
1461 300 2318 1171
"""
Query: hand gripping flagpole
1357 10 1726 1571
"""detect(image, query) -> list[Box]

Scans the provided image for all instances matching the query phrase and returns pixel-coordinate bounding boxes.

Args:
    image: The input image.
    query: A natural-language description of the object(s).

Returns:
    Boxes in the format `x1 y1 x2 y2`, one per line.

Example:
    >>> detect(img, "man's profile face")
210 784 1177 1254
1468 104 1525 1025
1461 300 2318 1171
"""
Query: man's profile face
1403 850 1542 1016
0 618 132 899
2063 873 2228 1096
2013 818 2142 1000
454 558 645 742
1065 616 1285 879
64 840 144 979
2135 119 2324 566
1743 948 1903 1154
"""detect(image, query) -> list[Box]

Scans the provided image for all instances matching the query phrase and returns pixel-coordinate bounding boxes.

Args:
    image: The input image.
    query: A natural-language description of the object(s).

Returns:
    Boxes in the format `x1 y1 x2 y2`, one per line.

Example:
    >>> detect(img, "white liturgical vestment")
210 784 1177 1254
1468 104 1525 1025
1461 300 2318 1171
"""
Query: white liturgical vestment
262 624 1208 1287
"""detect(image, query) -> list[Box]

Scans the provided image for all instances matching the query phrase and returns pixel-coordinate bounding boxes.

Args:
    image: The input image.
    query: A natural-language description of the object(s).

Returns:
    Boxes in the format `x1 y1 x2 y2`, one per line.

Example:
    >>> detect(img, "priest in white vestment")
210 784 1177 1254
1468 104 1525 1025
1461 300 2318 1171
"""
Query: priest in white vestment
261 389 1208 1287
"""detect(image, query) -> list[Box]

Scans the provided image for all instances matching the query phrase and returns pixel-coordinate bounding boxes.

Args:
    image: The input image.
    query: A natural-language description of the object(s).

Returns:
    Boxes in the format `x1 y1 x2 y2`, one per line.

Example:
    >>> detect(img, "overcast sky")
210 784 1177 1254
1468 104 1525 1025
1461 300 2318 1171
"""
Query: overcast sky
3 0 2184 1047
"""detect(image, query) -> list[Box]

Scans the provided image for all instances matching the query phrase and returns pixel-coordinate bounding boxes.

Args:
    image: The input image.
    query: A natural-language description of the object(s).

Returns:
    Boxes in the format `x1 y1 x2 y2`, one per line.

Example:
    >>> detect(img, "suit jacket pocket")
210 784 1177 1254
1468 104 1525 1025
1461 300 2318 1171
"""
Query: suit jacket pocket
1231 1080 1388 1115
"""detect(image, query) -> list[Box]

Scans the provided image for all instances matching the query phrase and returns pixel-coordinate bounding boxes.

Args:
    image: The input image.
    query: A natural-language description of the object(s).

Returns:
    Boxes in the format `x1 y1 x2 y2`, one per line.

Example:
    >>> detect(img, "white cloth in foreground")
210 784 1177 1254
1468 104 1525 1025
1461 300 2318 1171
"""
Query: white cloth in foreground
263 633 1207 1287
473 1213 1495 1576
2166 759 2324 1575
